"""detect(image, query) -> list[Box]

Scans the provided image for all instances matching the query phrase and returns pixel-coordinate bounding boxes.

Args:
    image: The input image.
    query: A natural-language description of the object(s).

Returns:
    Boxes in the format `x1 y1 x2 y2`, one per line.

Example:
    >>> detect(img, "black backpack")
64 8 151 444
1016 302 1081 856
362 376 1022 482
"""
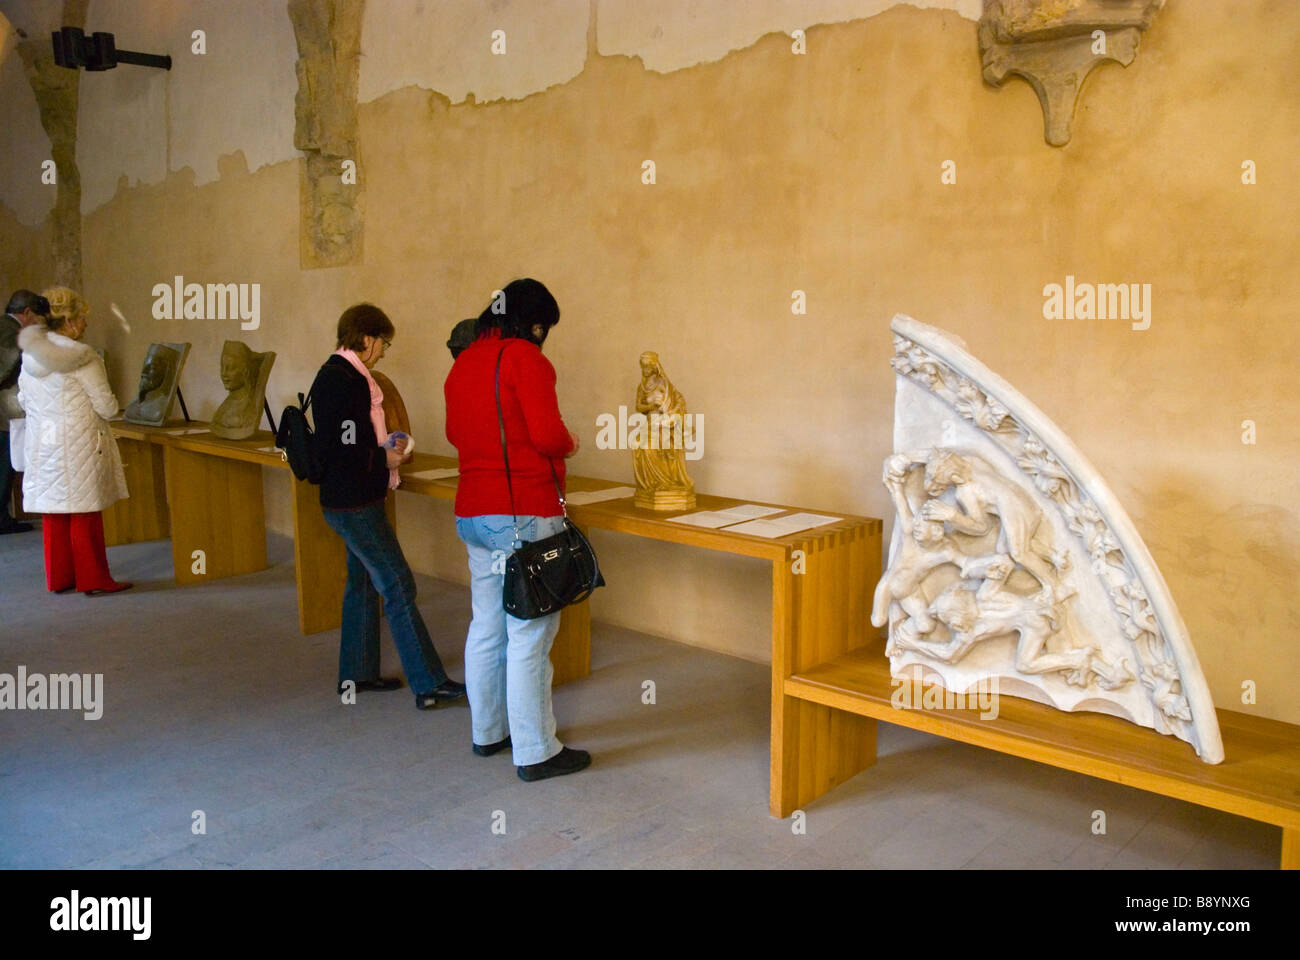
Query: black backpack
276 388 323 483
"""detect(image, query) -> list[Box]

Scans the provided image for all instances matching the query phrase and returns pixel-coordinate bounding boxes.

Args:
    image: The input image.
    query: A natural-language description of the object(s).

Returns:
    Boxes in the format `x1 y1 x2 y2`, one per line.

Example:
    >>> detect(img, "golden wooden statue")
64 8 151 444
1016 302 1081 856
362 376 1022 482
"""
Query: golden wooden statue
633 351 696 511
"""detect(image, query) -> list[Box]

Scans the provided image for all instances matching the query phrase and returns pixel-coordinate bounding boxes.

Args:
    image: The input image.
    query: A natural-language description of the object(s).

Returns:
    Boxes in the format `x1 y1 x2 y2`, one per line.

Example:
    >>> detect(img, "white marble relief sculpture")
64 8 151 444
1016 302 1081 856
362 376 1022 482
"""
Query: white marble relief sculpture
873 314 1223 762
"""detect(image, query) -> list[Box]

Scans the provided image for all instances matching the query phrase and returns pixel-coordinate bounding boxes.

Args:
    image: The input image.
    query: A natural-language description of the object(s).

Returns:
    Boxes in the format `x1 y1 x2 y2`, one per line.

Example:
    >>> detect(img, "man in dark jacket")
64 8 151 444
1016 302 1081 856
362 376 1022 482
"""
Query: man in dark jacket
0 289 49 534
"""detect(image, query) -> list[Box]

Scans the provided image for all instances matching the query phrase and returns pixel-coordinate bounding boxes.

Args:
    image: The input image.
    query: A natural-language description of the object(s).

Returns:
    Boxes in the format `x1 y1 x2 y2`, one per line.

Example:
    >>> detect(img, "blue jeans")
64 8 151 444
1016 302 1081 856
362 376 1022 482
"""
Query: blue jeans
323 500 448 694
456 514 566 766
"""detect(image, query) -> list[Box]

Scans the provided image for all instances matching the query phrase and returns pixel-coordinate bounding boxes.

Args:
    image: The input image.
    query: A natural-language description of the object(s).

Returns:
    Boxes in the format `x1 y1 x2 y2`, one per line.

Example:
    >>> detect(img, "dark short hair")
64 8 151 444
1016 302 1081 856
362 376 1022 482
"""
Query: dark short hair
475 278 559 340
336 303 394 351
6 290 50 317
447 318 478 359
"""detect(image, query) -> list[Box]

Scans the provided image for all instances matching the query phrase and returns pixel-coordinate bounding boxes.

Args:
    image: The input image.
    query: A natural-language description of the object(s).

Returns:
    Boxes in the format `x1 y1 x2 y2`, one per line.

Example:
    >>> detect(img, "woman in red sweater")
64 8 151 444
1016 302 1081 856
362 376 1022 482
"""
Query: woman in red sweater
444 278 589 781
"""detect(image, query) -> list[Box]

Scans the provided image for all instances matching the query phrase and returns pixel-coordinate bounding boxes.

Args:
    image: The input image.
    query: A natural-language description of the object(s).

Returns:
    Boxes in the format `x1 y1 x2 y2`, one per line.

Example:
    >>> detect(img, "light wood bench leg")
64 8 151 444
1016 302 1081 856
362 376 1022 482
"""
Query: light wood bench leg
552 600 590 687
1284 827 1299 870
773 694 877 817
771 526 881 816
292 477 346 634
550 520 592 686
104 436 169 547
165 446 266 583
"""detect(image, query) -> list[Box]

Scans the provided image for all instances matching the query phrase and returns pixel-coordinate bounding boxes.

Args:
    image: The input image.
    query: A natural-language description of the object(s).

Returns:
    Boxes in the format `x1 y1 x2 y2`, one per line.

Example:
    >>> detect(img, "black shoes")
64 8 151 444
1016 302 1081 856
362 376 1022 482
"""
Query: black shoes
517 747 591 782
0 522 32 535
337 677 466 708
473 736 511 757
414 678 467 710
337 677 403 695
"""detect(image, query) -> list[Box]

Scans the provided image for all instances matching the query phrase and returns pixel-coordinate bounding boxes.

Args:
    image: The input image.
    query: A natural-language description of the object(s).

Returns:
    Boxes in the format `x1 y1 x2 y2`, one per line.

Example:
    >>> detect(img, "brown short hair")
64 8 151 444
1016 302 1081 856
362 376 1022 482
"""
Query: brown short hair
336 303 394 351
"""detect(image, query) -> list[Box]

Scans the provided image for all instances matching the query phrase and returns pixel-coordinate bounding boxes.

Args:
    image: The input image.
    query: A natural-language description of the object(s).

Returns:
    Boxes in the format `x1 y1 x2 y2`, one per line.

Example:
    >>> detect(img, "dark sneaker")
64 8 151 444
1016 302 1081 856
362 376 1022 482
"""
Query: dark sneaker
473 736 511 757
337 677 403 695
415 678 467 710
517 746 591 782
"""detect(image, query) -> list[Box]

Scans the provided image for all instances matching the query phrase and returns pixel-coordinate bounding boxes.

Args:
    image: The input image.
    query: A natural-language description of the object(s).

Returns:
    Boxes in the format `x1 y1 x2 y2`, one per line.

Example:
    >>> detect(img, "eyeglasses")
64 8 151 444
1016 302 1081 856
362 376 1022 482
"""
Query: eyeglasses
381 338 392 349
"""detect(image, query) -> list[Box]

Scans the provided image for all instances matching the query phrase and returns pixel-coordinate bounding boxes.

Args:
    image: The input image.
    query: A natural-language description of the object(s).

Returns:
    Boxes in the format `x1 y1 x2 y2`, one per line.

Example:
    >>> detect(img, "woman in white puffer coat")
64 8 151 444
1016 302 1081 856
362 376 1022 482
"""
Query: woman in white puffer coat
18 287 131 595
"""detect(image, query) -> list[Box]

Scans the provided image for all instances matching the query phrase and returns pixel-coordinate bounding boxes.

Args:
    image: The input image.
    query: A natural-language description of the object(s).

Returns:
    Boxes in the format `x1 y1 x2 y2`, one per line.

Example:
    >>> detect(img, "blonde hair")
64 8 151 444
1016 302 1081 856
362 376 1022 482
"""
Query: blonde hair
41 286 88 331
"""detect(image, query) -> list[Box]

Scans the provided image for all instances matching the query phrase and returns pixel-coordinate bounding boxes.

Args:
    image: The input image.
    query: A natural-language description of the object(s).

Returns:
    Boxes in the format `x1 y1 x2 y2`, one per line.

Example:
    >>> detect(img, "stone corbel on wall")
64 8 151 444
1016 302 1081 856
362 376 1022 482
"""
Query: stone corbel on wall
978 0 1163 147
288 0 364 269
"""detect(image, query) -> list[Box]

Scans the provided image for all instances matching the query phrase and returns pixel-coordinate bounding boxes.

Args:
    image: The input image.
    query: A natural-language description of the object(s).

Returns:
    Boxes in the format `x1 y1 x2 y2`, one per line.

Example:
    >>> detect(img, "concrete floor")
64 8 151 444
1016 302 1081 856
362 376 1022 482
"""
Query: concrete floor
0 526 1278 869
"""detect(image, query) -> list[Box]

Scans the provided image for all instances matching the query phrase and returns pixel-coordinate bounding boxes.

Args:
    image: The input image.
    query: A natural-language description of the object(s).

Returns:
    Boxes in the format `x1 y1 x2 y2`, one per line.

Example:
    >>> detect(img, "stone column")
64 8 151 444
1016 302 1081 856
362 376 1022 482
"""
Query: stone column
15 0 90 290
288 0 364 269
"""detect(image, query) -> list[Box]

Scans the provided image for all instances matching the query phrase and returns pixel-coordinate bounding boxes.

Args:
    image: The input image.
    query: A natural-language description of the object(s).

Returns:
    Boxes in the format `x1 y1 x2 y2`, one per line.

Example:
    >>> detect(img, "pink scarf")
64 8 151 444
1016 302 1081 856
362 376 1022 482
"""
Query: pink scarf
335 348 400 490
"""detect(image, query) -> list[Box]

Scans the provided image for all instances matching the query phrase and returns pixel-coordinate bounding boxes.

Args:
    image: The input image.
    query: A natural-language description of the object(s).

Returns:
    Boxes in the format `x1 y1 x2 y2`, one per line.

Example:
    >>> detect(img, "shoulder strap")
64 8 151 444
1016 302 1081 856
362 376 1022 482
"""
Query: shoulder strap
495 345 520 539
300 360 333 414
495 344 567 543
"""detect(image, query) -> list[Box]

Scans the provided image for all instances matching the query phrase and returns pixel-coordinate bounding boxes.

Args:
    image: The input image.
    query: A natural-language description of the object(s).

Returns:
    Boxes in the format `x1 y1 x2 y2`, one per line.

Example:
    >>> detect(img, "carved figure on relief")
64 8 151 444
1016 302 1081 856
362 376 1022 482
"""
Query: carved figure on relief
875 447 1132 690
915 448 1068 604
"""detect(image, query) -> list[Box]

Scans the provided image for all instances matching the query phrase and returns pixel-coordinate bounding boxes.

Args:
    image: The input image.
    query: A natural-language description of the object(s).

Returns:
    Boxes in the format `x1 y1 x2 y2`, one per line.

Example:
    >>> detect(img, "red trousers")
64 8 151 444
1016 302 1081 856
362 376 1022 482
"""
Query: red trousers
42 512 120 593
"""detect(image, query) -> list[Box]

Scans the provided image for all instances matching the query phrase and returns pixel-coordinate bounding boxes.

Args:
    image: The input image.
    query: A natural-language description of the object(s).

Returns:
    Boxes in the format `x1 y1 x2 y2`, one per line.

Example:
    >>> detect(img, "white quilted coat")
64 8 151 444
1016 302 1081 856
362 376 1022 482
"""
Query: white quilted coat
17 325 128 514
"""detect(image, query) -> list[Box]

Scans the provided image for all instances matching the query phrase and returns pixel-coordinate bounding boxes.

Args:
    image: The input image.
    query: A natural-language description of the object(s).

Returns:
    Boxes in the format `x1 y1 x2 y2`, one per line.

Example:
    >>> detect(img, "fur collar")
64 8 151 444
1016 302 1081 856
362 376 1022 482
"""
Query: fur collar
18 324 97 377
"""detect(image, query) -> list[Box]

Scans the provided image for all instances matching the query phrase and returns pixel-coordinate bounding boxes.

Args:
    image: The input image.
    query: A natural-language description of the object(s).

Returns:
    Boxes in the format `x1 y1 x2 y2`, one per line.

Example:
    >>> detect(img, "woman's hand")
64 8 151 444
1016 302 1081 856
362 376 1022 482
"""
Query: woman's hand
566 430 580 458
385 438 412 469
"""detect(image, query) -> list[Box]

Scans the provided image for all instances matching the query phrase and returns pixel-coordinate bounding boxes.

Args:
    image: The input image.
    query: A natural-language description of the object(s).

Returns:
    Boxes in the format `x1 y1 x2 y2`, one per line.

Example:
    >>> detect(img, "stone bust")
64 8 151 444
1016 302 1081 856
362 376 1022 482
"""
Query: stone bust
123 341 190 426
210 341 276 440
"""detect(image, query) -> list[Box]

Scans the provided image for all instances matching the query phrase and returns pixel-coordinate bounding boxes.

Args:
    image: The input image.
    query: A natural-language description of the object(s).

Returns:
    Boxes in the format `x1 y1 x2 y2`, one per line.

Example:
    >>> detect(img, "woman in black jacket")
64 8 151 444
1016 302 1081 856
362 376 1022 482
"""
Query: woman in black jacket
310 303 465 709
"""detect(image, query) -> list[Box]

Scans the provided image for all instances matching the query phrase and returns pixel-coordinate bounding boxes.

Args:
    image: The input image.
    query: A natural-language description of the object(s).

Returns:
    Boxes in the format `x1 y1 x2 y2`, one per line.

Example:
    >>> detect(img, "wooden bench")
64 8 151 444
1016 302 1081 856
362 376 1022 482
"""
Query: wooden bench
779 636 1300 869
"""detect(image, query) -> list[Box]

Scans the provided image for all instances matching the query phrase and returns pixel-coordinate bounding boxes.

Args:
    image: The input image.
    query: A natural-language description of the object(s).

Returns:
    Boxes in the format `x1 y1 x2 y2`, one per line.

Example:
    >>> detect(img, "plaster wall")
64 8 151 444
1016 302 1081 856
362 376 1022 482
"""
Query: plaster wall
0 0 1295 725
0 10 57 227
76 0 298 213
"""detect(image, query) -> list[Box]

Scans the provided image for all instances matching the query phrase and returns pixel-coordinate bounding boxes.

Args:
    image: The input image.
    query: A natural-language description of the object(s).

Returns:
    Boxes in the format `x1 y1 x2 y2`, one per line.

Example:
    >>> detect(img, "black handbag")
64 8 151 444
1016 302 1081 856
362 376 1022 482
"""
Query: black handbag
494 344 605 619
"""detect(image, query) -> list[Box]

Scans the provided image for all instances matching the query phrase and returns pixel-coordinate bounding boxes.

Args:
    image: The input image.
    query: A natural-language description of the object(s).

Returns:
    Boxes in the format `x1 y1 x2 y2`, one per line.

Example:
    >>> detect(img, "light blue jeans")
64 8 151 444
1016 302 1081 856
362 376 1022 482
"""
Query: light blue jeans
455 514 567 766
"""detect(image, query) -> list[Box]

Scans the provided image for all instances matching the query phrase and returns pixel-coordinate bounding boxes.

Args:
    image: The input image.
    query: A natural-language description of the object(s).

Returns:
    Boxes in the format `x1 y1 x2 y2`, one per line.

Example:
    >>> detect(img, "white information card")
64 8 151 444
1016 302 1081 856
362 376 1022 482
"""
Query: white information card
565 486 637 505
666 510 738 528
714 504 784 520
667 503 796 530
723 513 842 538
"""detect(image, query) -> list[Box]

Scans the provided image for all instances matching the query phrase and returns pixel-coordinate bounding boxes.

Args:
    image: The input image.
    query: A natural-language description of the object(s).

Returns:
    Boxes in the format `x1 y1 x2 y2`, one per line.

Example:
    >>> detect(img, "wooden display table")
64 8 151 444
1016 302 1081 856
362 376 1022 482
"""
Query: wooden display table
102 432 576 681
162 429 282 584
554 492 883 823
784 636 1300 869
103 419 197 546
313 462 884 702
